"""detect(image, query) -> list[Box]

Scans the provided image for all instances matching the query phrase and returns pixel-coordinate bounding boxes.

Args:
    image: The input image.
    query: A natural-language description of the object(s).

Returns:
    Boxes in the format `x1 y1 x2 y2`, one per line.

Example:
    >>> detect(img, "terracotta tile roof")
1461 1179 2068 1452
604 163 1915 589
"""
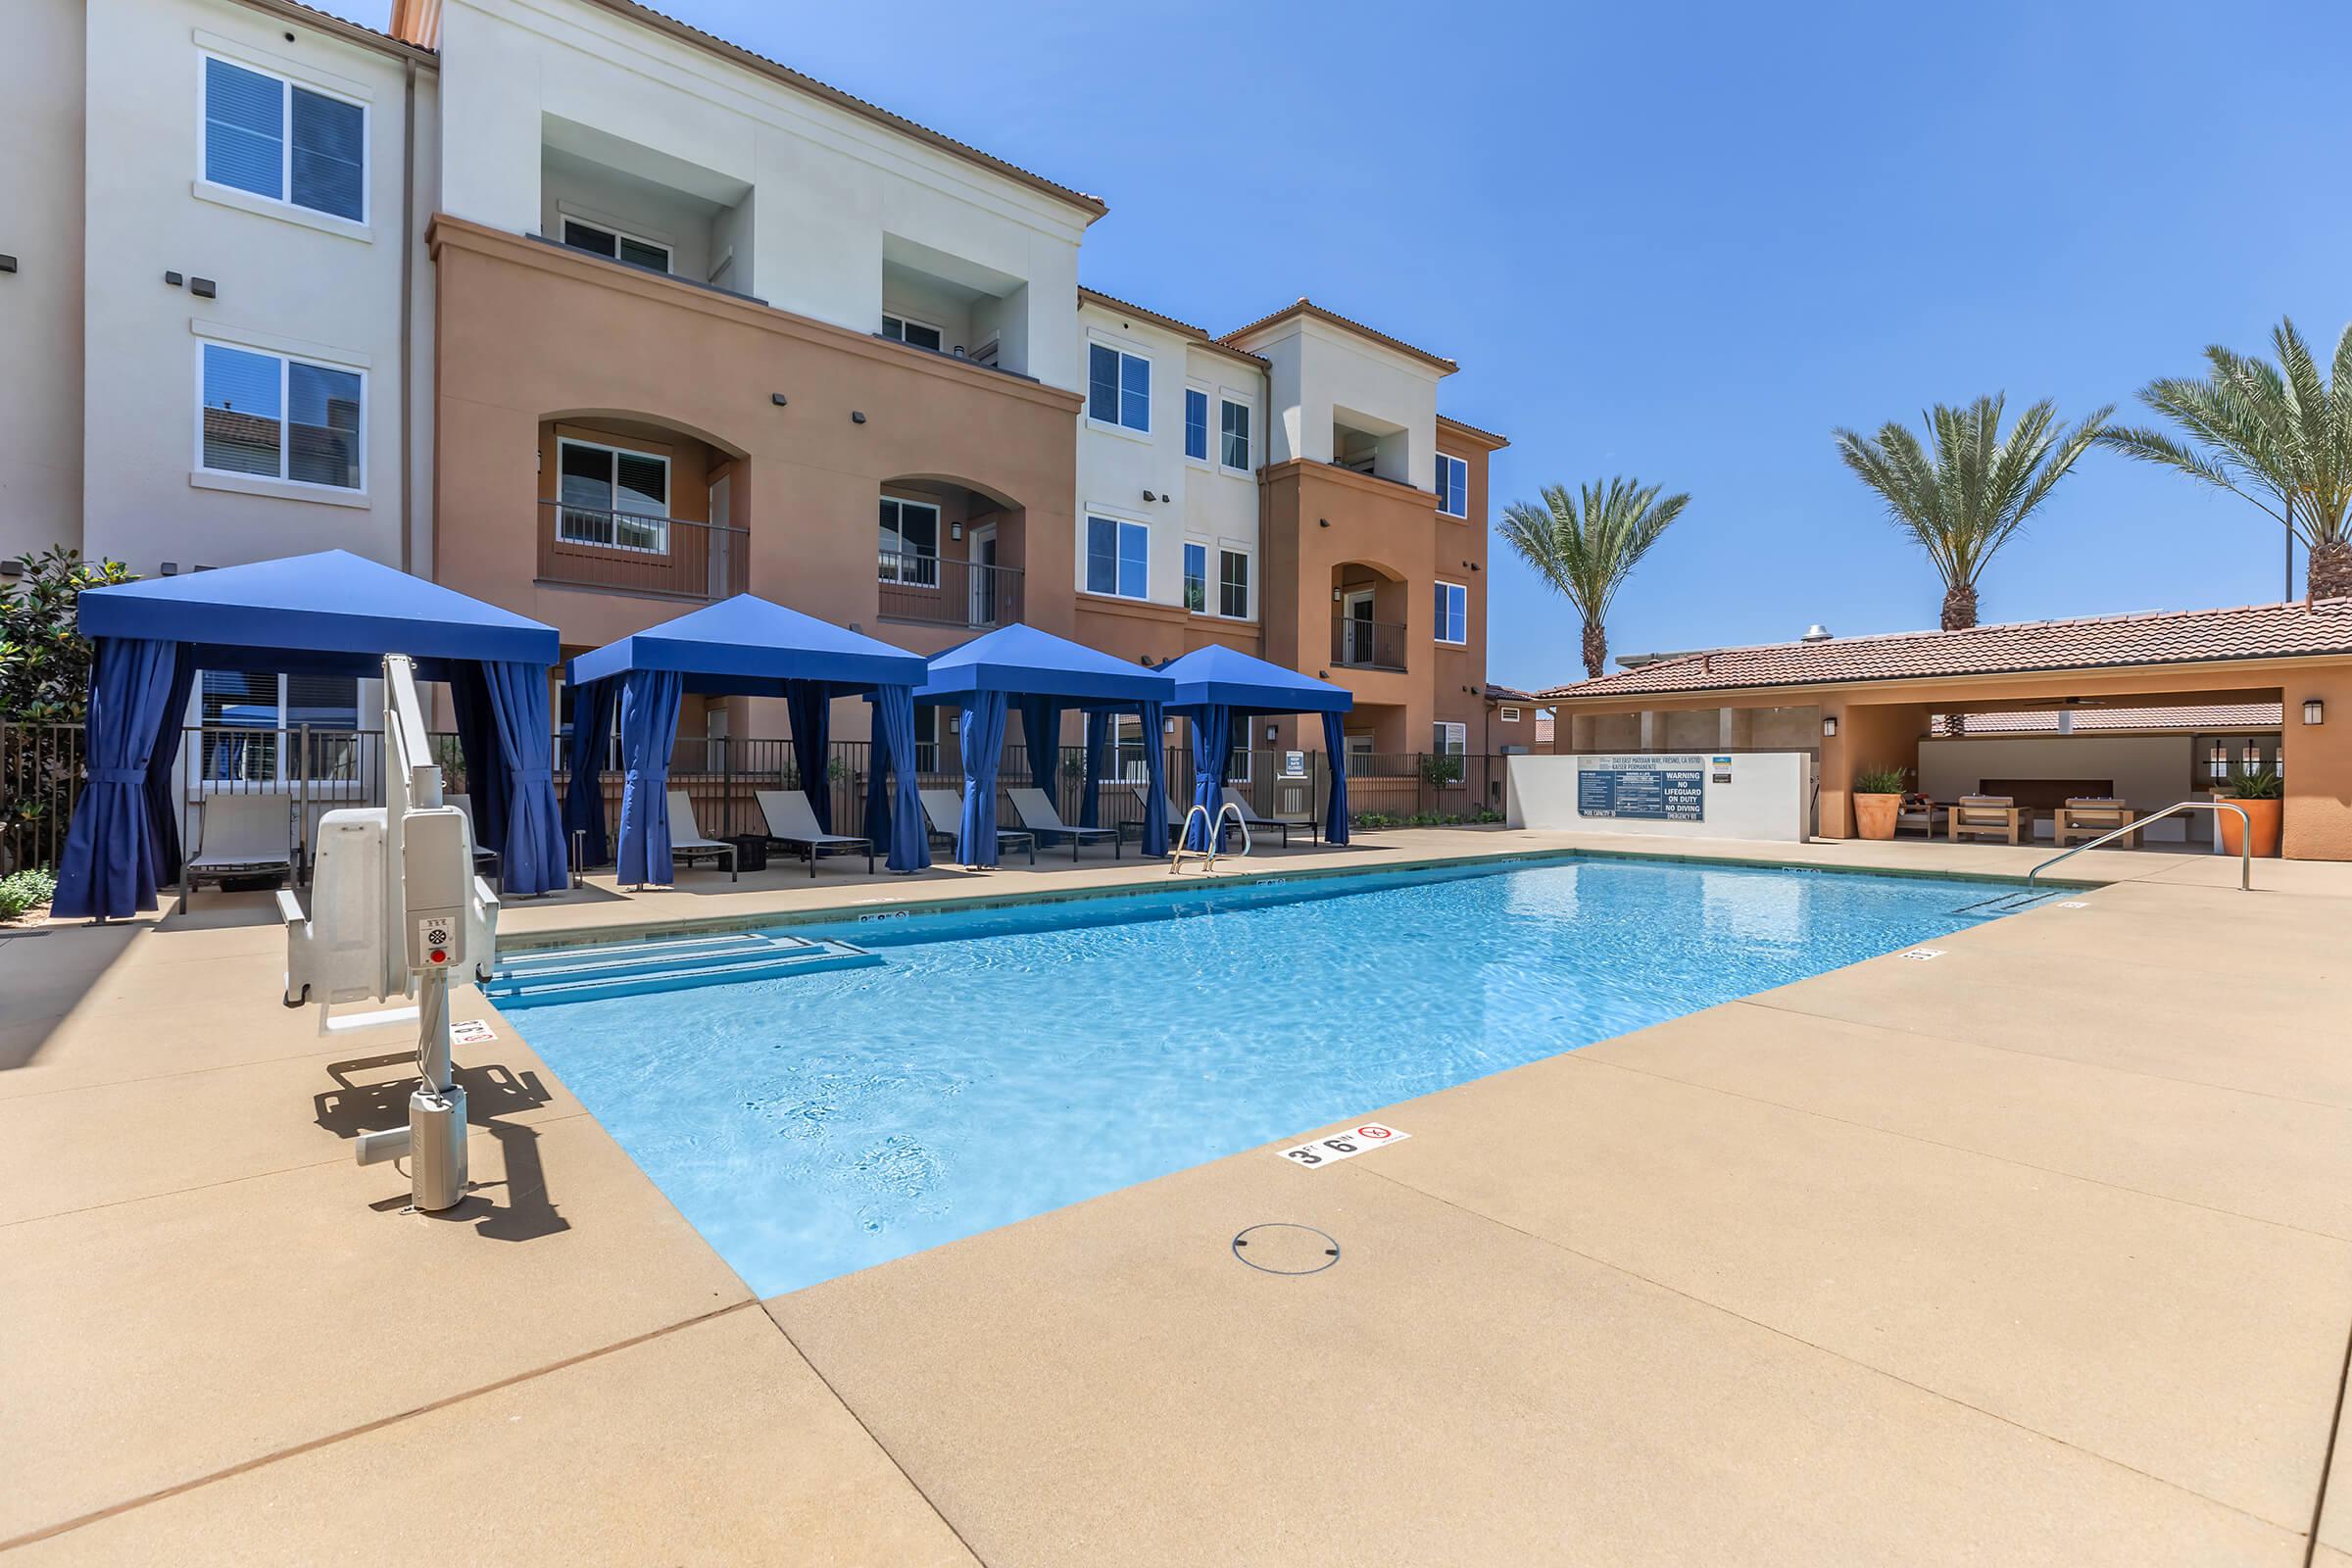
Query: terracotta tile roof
1436 413 1511 450
1540 599 2352 702
1485 683 1535 702
1078 288 1269 368
1958 704 2282 734
1219 298 1457 374
237 0 436 60
580 0 1106 220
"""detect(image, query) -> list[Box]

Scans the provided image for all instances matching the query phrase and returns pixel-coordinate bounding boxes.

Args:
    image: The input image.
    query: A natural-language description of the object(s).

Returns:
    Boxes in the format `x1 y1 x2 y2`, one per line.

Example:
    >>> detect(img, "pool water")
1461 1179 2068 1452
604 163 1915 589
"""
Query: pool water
517 856 2001 1296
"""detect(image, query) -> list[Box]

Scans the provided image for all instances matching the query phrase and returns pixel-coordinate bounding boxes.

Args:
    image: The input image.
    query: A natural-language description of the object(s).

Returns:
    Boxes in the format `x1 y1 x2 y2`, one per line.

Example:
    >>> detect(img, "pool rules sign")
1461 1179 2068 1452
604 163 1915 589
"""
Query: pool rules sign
1576 754 1706 822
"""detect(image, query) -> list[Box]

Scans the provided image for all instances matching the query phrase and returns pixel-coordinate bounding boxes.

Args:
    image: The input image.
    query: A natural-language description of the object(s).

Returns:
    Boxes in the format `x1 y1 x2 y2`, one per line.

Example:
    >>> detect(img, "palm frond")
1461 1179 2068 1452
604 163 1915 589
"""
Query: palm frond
1499 476 1690 625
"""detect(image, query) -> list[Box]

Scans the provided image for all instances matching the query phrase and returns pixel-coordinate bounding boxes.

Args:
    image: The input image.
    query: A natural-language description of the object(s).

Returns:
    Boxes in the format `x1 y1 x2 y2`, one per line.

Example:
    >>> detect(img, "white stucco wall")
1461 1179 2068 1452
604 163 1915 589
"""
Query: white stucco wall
3 0 88 564
437 0 1089 387
80 0 430 575
1232 315 1444 490
1508 752 1816 842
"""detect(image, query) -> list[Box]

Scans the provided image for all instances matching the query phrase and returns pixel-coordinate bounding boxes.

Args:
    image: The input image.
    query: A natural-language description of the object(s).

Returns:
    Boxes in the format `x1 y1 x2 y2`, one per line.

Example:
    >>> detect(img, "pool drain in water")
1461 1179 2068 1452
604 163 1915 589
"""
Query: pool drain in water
1231 1223 1341 1275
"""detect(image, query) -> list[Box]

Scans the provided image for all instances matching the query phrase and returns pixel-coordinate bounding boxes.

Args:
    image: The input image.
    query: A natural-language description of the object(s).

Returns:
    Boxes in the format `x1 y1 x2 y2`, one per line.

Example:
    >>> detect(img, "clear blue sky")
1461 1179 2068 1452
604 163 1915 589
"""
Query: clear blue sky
354 0 2350 689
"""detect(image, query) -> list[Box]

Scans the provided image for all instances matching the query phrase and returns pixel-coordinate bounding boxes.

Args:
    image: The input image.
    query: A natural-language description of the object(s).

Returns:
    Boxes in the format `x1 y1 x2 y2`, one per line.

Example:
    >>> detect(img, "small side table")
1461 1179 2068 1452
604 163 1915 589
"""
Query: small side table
727 834 769 873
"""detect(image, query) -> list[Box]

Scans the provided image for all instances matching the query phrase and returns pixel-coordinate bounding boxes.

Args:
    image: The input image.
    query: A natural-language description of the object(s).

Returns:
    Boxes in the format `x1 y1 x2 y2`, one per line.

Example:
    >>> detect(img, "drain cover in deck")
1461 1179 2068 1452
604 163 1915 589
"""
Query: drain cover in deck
1231 1223 1341 1275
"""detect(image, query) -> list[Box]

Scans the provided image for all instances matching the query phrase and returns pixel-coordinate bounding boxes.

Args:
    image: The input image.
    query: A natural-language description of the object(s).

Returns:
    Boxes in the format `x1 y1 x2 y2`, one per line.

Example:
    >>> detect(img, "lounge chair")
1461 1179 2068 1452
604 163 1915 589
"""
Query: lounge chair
661 790 737 882
2055 797 2137 849
756 789 874 877
184 793 295 902
1119 780 1184 846
919 788 1036 865
1008 787 1121 860
1948 794 2030 846
445 793 503 891
1221 785 1319 848
1894 795 1948 839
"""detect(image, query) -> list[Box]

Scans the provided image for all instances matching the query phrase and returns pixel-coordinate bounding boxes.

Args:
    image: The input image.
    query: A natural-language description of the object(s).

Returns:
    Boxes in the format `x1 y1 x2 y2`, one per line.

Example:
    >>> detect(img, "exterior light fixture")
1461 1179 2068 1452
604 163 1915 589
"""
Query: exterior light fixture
950 521 963 540
769 392 788 406
2306 698 2326 725
1265 724 1278 741
1822 715 1838 738
1332 588 1343 602
850 411 866 423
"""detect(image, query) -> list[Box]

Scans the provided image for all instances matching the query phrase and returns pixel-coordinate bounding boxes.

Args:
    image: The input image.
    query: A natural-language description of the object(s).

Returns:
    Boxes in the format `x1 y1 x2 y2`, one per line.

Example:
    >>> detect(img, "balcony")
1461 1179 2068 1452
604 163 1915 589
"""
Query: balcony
1332 616 1408 672
880 550 1023 630
537 502 747 602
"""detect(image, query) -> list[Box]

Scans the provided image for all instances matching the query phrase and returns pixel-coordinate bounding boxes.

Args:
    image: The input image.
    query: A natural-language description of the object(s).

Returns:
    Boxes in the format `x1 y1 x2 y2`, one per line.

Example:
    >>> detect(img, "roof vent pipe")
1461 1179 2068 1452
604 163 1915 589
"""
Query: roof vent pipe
1801 623 1833 642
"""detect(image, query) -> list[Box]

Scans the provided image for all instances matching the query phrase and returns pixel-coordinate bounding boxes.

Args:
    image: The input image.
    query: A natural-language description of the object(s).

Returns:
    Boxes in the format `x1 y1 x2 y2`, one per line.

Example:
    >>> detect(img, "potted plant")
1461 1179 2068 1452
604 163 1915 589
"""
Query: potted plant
2215 764 2283 858
1851 765 1908 840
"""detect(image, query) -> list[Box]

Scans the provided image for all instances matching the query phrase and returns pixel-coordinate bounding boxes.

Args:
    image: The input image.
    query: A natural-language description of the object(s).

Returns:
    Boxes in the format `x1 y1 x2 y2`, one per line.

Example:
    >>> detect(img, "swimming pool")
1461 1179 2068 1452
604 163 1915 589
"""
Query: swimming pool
516 855 2004 1296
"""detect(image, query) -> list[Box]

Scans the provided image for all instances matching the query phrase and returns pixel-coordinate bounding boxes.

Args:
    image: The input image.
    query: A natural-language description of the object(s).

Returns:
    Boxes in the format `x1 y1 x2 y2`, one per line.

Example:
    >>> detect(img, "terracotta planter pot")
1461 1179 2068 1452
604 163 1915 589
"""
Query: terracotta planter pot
1853 793 1901 841
2214 796 2282 858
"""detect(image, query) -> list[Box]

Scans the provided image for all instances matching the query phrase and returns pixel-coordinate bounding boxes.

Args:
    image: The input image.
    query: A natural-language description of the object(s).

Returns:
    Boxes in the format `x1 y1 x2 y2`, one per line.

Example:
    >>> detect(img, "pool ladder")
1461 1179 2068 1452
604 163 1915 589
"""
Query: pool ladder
1954 799 2253 914
1168 803 1250 874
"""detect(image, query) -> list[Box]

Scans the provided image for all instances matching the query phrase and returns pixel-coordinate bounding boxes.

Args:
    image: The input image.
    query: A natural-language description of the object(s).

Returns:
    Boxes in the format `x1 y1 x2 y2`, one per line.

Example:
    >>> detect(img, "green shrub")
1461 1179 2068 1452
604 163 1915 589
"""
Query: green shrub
2222 764 2282 801
1419 753 1465 789
1852 765 1909 795
0 866 57 920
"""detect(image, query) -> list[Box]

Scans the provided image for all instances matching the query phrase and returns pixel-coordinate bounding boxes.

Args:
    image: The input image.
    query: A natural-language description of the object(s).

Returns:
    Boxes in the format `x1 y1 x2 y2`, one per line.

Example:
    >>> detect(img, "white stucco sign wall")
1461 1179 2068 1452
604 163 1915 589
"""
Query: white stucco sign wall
1507 753 1816 842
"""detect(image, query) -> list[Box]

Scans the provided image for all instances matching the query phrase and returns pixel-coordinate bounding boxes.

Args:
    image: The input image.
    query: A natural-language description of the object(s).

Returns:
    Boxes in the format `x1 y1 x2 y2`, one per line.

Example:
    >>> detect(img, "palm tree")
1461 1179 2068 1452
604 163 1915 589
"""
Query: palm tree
1834 395 2110 630
1499 478 1690 680
2095 317 2352 602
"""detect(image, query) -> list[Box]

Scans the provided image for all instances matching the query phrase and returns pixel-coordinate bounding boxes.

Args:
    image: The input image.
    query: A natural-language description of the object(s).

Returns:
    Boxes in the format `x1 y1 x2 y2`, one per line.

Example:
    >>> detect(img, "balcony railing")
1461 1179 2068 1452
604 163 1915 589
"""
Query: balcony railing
538 501 747 601
1331 616 1408 672
879 550 1023 629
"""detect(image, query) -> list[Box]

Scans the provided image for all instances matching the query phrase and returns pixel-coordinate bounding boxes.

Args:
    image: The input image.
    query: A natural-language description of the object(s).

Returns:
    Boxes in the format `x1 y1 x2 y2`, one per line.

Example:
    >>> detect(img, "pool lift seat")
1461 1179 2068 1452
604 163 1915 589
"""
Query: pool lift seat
1167 801 1249 875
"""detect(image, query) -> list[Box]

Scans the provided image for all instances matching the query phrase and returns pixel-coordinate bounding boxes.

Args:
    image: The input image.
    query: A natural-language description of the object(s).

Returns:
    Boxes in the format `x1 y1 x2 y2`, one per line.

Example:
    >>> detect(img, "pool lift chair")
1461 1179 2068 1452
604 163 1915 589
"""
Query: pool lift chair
1167 800 1249 874
277 656 500 1212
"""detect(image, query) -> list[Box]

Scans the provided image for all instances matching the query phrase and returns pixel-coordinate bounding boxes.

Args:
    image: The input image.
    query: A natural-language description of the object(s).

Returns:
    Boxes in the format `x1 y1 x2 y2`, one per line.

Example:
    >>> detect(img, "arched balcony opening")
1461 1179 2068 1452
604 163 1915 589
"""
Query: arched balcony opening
536 411 751 602
876 473 1026 631
1330 560 1408 672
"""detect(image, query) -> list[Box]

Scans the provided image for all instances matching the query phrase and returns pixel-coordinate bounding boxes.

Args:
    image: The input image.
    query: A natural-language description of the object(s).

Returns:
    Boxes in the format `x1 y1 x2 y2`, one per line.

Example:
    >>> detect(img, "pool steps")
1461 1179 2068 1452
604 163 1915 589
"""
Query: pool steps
485 931 880 1007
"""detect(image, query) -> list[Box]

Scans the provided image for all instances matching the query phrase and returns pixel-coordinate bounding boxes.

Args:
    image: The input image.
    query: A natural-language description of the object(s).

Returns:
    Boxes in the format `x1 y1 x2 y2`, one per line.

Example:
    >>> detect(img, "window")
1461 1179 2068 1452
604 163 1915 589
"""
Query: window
1433 721 1467 757
203 56 366 222
1086 514 1149 599
1219 397 1251 471
1434 581 1468 645
1183 541 1207 612
1102 713 1154 783
198 669 362 785
1218 548 1250 619
879 497 941 586
1184 387 1209 462
201 342 363 490
1436 453 1469 518
882 314 945 352
562 218 670 272
915 707 942 773
1227 732 1252 783
1499 706 1522 723
558 438 668 552
1087 341 1151 432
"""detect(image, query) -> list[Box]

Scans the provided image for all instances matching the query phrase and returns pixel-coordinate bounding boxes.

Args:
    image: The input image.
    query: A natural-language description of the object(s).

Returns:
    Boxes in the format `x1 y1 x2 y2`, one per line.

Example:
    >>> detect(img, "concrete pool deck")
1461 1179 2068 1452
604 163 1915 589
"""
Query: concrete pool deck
3 827 2348 1563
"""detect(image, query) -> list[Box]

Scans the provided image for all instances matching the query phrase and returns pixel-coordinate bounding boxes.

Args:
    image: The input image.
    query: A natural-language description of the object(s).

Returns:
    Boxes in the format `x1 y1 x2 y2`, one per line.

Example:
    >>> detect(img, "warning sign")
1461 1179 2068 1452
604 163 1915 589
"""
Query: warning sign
1277 1122 1411 1169
451 1019 496 1046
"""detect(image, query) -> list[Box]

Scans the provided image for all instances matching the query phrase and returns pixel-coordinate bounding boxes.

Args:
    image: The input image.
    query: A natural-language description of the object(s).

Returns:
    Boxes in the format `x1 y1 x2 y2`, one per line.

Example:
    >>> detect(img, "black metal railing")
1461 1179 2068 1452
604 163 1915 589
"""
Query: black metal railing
1331 616 1408 672
537 501 748 601
878 550 1023 629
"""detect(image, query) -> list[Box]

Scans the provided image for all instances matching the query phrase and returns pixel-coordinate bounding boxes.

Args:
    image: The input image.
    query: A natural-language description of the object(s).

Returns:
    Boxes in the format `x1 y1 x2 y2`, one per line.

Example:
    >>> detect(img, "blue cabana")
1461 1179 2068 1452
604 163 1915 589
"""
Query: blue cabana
915 623 1176 865
1162 644 1354 848
54 550 566 920
567 595 930 884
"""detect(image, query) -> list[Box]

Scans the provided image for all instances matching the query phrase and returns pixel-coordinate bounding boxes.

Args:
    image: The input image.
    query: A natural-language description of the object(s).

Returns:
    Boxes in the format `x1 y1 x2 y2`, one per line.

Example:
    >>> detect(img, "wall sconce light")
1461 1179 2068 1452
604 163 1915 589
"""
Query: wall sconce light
1265 723 1278 741
1332 588 1343 603
2305 698 2326 725
950 521 963 540
850 411 867 423
948 715 960 734
1822 715 1838 738
769 392 788 406
1143 490 1158 503
1318 518 1330 528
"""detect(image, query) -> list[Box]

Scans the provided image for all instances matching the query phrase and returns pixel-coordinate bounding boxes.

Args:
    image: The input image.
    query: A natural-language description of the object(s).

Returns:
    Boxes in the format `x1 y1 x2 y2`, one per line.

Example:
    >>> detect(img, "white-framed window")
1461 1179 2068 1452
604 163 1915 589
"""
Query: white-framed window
196 669 364 787
1184 385 1210 463
882 313 945 352
1435 580 1469 645
557 437 668 552
201 54 367 223
199 341 365 491
880 496 942 586
1436 453 1469 517
915 706 943 773
1085 514 1150 600
1219 396 1252 472
1227 731 1252 784
1499 705 1522 722
1218 547 1250 619
1100 713 1154 783
1087 340 1151 432
562 217 670 273
1182 540 1208 612
1433 721 1467 757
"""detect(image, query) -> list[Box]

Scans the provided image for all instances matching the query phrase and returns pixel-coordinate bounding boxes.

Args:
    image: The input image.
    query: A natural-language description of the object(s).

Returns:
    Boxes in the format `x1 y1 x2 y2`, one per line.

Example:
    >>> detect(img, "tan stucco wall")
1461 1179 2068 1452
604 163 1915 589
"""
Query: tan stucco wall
1919 735 2200 842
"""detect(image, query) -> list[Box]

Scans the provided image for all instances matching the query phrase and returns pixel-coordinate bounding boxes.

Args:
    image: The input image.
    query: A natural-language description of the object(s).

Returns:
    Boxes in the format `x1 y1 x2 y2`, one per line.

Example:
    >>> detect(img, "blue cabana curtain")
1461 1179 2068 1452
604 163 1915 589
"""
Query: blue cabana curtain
1186 706 1233 852
957 690 1007 866
141 648 198 887
1139 700 1168 856
869 684 931 873
1079 710 1108 828
1017 695 1060 811
446 664 508 858
564 676 619 865
615 668 684 886
1321 710 1351 845
786 682 832 832
54 637 183 920
479 661 568 895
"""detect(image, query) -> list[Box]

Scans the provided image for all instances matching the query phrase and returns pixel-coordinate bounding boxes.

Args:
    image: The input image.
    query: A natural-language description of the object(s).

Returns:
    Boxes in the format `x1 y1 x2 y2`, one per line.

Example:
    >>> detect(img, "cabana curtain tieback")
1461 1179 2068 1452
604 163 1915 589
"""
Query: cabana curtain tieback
624 768 668 786
87 767 148 786
510 767 554 784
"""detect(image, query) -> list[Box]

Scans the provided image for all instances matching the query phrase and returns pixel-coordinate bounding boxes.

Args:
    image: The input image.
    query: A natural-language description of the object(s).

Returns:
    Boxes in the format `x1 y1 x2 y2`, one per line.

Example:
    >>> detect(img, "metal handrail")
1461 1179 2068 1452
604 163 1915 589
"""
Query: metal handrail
1166 802 1251 873
1214 802 1250 865
2026 799 2253 894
